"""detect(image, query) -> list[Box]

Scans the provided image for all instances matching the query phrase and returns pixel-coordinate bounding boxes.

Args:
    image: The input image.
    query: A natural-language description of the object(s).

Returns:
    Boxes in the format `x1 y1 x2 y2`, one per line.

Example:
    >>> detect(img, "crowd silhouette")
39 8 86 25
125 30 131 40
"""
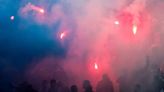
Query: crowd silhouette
5 71 163 92
0 60 164 92
0 72 164 92
10 74 115 92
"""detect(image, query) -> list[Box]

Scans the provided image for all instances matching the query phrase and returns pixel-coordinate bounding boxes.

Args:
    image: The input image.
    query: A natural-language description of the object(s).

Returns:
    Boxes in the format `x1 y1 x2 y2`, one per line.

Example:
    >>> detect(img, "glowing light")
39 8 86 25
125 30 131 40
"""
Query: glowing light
27 3 45 14
114 21 119 25
10 16 14 20
39 9 44 13
94 63 98 70
34 8 44 14
133 24 137 35
60 32 66 39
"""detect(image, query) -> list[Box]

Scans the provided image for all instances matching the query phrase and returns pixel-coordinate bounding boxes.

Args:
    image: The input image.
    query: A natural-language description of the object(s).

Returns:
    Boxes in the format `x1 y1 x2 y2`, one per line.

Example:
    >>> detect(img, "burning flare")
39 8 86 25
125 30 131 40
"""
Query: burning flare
39 9 44 14
114 21 119 25
10 16 14 20
60 32 66 39
21 2 45 14
94 63 98 70
133 24 137 35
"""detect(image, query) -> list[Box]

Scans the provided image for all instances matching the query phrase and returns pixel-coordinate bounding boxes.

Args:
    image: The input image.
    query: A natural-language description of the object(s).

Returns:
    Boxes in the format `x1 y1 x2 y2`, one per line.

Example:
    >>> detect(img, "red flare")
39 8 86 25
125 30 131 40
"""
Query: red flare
28 3 45 14
133 24 137 35
39 9 44 13
114 21 119 25
94 63 98 70
60 32 66 39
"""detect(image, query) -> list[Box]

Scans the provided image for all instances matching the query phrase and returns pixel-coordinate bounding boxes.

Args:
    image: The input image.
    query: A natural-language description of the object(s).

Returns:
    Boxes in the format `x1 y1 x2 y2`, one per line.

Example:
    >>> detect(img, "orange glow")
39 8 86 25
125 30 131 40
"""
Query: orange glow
94 63 98 70
133 24 137 35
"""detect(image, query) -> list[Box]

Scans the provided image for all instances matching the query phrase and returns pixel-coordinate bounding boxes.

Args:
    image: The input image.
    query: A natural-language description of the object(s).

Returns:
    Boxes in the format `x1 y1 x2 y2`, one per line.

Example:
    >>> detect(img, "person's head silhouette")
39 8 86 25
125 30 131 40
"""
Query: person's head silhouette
102 74 109 81
71 85 78 92
50 79 56 87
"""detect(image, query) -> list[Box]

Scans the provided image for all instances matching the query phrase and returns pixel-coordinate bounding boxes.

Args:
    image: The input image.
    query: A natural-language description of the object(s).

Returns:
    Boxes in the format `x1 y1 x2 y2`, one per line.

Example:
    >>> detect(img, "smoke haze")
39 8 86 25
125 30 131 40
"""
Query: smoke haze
0 0 164 92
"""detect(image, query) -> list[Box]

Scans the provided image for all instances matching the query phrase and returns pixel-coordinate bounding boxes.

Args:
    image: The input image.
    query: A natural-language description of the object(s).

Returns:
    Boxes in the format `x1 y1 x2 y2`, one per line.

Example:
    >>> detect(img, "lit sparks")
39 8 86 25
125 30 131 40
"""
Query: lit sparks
33 7 44 14
94 63 98 70
133 24 137 35
114 21 119 25
60 32 66 39
10 16 14 20
39 9 44 14
26 3 45 14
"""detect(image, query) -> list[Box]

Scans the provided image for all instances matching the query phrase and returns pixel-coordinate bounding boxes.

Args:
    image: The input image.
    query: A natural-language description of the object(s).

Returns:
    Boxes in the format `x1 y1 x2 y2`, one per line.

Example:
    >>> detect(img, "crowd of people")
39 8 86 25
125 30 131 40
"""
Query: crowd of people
0 60 164 92
10 71 164 92
12 74 114 92
0 59 164 92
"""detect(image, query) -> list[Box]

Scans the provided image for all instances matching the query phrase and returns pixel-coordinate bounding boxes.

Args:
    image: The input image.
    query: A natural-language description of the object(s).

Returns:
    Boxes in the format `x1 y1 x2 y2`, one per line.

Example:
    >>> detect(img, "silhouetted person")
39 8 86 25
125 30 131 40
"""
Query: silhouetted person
57 81 69 92
48 79 57 92
134 84 141 92
40 80 48 92
153 67 162 92
83 80 93 92
16 81 37 92
96 74 114 92
0 74 2 91
70 85 78 92
16 81 29 92
159 71 164 92
118 73 129 92
26 84 38 92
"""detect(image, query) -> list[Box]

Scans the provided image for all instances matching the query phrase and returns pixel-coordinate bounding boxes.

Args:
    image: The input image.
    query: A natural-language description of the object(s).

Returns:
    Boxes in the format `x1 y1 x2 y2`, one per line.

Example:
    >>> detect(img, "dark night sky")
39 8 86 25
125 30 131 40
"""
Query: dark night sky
0 0 67 74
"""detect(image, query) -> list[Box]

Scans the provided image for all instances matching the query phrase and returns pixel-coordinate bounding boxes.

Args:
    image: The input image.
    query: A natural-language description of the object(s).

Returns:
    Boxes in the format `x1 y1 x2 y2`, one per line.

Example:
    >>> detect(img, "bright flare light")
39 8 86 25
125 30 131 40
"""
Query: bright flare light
28 3 45 14
114 21 119 25
39 9 44 13
94 63 98 70
133 24 137 35
10 16 14 20
60 32 66 39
